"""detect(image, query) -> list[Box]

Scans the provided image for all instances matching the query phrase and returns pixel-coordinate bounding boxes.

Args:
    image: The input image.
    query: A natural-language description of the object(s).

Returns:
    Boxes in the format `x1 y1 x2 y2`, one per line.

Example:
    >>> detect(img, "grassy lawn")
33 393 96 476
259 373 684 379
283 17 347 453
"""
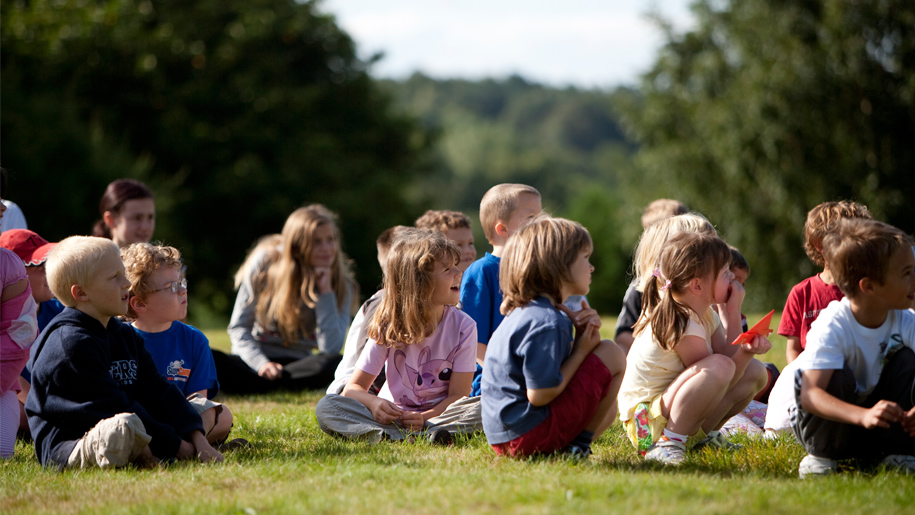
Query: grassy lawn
2 315 910 514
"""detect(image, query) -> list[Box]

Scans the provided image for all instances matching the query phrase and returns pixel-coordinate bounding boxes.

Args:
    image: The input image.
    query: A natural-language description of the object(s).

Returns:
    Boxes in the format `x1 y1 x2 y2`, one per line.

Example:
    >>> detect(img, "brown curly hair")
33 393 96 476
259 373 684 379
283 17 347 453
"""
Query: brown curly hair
121 242 183 320
804 200 872 267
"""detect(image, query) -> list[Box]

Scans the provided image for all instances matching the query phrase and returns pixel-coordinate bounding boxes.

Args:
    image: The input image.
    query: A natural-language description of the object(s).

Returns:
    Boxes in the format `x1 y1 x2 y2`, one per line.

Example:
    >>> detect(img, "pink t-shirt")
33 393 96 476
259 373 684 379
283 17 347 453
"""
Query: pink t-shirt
777 274 843 349
355 306 477 411
1 248 38 394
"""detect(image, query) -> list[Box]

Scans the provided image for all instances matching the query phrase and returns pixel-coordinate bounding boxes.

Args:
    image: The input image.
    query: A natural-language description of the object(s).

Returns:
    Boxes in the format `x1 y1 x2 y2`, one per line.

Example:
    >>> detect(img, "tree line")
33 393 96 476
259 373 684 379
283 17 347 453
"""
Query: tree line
2 0 912 322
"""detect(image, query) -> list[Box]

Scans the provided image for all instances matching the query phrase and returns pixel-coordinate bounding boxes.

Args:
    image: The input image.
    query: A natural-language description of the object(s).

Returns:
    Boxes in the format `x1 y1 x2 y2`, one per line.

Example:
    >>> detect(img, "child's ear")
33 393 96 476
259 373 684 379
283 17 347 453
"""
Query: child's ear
102 210 117 229
688 277 704 296
71 284 88 302
494 220 509 238
129 295 147 314
858 276 875 296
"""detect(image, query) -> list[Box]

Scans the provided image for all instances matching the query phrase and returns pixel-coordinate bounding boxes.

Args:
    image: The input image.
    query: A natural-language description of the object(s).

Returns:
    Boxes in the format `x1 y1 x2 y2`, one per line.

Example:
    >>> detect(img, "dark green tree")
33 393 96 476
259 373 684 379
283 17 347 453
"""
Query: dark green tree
2 0 434 321
622 0 915 309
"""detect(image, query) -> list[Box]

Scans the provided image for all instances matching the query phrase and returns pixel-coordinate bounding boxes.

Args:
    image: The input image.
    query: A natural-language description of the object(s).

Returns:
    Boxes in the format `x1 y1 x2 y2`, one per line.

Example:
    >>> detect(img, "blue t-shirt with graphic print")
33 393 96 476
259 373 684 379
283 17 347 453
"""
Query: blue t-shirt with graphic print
133 321 219 398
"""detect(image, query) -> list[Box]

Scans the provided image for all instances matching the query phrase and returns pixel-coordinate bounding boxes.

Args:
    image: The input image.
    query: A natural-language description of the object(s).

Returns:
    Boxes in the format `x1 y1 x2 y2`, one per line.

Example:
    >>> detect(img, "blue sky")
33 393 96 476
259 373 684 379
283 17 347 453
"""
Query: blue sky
319 0 695 88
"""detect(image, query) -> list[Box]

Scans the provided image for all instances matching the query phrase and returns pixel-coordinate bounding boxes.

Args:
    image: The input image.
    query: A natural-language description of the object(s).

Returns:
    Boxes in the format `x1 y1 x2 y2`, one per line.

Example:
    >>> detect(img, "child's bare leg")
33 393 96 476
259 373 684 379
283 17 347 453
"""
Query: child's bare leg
663 354 735 436
200 406 233 444
585 340 627 438
208 406 234 444
700 359 767 433
17 378 30 432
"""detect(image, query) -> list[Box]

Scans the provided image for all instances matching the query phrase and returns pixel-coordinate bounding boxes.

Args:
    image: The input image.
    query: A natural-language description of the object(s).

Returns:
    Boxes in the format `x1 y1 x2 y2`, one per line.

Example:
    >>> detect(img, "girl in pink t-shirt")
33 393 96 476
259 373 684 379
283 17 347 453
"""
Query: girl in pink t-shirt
315 229 477 442
0 247 38 457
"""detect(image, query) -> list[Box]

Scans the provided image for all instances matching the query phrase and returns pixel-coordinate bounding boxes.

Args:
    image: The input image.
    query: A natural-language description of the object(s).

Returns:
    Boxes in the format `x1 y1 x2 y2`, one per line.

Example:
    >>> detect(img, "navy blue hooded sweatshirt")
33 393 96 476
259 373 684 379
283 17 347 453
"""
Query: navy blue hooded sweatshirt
26 308 204 467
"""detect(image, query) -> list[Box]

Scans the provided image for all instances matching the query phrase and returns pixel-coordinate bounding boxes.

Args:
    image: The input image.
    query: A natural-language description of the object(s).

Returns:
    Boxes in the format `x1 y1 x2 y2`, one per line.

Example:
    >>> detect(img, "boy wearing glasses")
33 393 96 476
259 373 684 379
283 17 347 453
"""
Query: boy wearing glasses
122 243 241 448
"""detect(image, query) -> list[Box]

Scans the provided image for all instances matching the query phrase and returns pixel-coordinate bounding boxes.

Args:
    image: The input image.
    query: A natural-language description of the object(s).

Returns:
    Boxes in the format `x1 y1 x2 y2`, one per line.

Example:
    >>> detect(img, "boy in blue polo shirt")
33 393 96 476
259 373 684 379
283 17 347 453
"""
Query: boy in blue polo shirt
461 184 541 396
122 243 240 447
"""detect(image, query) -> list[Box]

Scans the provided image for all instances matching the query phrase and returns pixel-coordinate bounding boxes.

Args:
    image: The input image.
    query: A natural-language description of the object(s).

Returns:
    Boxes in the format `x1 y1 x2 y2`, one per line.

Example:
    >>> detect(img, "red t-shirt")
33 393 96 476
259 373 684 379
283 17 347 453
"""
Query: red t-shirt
777 274 843 349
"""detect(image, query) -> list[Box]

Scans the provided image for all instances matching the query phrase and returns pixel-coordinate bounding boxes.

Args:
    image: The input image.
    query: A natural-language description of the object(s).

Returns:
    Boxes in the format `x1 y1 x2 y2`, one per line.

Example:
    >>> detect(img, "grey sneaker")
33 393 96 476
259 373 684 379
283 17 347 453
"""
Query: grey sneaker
644 439 686 465
694 432 743 451
798 454 837 478
880 454 915 474
427 428 453 445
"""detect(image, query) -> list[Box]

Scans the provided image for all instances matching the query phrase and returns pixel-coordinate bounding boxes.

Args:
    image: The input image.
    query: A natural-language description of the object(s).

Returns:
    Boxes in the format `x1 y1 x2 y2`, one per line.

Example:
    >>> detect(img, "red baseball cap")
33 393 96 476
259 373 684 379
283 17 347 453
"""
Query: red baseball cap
0 229 57 266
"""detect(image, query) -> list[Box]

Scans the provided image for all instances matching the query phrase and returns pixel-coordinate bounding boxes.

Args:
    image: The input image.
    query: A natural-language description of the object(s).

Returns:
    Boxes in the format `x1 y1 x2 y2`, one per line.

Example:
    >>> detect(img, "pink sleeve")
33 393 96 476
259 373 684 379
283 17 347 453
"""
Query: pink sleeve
0 249 26 288
354 339 389 377
453 315 478 373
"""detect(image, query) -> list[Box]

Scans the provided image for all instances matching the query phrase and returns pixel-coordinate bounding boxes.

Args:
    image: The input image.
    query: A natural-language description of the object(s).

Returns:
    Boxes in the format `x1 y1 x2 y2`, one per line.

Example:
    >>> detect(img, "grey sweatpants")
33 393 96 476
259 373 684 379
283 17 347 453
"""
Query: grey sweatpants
315 394 482 441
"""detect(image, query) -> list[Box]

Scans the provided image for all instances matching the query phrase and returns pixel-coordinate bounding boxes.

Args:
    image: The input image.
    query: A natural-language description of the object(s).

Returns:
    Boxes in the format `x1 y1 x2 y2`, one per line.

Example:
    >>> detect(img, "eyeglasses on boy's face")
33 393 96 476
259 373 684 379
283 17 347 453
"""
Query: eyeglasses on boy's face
150 278 188 294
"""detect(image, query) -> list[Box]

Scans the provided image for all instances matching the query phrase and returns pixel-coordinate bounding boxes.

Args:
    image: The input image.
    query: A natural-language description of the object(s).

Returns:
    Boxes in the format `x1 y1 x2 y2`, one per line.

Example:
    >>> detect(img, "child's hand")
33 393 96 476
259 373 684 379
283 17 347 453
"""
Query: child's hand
557 300 601 332
859 400 905 429
258 361 284 381
176 439 196 460
740 334 772 355
194 440 225 464
399 410 425 431
314 266 333 294
903 407 915 437
575 323 602 356
723 279 746 315
370 397 403 425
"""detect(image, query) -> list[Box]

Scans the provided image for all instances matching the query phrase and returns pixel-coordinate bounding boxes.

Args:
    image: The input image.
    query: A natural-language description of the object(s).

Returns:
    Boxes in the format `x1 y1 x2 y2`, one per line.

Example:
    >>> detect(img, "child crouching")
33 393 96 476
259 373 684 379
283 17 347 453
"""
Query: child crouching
482 215 626 458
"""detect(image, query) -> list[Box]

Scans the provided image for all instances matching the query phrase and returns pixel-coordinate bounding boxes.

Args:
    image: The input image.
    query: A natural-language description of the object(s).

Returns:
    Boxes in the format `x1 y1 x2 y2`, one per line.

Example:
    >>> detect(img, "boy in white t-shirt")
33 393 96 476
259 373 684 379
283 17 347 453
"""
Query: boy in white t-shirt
793 218 915 477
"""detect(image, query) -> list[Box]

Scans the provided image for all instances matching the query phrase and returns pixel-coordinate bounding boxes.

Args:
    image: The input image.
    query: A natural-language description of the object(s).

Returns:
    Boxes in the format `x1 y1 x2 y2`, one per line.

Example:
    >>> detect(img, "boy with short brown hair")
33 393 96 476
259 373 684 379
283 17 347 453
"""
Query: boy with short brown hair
778 200 872 364
794 218 915 477
414 210 476 271
461 184 542 396
26 236 222 468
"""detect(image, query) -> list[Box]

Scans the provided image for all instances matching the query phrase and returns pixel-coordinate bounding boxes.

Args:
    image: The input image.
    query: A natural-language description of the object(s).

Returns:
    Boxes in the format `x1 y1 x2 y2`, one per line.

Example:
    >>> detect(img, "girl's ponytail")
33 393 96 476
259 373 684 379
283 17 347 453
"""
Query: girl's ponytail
634 232 730 351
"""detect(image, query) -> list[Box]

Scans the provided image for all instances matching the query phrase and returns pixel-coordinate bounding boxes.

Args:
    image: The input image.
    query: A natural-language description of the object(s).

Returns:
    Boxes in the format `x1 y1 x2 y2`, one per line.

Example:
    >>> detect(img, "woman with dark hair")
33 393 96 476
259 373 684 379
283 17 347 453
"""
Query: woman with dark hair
92 179 156 248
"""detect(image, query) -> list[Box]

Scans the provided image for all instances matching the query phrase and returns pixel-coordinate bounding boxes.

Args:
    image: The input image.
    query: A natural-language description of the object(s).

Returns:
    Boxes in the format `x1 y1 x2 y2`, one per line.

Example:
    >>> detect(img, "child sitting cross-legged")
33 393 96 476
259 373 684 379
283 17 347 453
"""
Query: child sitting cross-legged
482 215 626 458
316 229 480 442
121 243 243 448
794 219 915 477
26 236 222 468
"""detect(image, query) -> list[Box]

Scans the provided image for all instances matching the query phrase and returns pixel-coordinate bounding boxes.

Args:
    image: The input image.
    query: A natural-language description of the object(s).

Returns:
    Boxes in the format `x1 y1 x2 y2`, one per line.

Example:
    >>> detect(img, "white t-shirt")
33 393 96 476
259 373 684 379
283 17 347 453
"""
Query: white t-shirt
801 298 915 402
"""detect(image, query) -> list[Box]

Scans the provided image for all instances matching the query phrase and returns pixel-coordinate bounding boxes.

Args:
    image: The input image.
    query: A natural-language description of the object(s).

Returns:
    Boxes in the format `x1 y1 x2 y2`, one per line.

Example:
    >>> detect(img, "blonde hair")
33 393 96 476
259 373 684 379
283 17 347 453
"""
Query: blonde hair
634 213 717 293
414 210 472 232
479 184 541 243
633 232 731 351
235 204 359 344
121 242 183 319
804 200 872 267
46 236 121 307
499 214 592 314
368 229 461 347
641 199 689 229
823 218 913 298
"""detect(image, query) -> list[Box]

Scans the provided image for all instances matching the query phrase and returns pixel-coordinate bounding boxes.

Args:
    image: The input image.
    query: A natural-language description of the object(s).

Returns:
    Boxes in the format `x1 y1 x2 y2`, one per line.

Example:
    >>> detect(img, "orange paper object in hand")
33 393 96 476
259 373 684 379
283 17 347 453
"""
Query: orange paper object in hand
731 309 775 346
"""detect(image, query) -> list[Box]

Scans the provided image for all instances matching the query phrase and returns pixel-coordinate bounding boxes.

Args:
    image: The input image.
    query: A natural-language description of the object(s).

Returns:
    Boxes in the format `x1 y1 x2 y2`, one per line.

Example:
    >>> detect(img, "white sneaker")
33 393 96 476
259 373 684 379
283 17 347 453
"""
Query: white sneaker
880 454 915 474
644 439 687 465
798 454 837 478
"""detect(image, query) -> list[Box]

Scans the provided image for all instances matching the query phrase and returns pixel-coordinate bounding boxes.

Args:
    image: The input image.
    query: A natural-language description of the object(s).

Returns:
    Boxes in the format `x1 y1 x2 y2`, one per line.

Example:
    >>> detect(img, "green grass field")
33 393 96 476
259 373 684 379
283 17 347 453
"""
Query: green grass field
2 315 911 514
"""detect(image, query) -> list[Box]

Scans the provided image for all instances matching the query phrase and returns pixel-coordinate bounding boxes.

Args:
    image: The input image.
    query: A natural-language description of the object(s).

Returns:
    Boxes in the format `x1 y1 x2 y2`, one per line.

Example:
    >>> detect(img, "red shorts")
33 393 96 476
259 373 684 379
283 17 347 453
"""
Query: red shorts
491 353 612 457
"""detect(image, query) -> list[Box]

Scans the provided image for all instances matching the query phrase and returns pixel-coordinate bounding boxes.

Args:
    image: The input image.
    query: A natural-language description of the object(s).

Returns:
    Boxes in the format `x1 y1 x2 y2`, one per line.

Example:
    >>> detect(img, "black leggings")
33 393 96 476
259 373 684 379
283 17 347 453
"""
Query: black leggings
212 350 342 395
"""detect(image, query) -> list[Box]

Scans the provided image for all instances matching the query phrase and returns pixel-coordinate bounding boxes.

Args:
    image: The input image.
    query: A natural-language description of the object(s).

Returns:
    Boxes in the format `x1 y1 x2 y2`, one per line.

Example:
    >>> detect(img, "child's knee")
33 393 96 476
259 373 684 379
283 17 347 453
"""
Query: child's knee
743 359 768 390
209 406 233 442
703 354 736 385
593 339 626 376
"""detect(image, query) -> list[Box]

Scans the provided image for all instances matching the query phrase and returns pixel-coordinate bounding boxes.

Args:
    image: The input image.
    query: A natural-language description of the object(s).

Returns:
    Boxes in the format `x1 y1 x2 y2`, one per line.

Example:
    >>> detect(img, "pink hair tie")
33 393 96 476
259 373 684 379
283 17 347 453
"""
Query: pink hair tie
653 268 671 291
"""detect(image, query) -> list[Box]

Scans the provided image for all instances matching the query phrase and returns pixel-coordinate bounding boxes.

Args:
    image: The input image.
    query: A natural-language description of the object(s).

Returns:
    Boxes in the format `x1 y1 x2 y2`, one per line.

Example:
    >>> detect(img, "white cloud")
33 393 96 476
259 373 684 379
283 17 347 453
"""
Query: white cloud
320 0 695 87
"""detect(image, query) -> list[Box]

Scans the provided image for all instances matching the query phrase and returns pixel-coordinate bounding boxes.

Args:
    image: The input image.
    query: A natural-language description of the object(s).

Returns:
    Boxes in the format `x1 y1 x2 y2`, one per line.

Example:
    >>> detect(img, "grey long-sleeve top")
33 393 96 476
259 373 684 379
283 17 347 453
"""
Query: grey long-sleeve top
227 249 353 373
